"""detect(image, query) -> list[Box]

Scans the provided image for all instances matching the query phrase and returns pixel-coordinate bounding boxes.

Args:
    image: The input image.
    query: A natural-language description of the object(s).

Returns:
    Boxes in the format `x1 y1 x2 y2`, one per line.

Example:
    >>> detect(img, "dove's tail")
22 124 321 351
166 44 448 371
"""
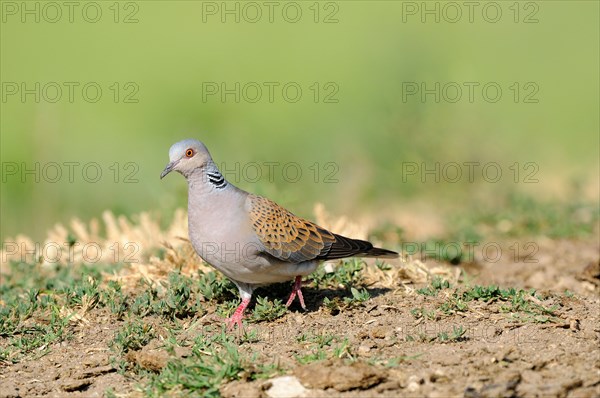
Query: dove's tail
361 246 400 259
316 233 399 260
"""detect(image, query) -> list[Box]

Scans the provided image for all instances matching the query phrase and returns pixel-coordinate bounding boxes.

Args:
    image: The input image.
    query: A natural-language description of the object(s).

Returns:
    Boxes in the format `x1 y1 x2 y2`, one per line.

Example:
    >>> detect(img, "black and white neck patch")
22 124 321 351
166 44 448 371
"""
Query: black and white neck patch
207 171 227 189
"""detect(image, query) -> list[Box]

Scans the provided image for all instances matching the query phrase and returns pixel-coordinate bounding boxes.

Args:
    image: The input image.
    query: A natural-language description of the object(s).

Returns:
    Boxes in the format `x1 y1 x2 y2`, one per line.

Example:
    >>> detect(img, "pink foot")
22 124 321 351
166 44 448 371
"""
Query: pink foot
226 297 250 331
285 276 306 310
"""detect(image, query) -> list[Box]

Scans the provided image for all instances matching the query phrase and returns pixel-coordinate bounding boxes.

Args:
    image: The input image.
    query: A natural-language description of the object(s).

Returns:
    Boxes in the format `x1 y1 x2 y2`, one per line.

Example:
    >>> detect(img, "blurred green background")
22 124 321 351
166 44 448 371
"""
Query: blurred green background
1 1 598 242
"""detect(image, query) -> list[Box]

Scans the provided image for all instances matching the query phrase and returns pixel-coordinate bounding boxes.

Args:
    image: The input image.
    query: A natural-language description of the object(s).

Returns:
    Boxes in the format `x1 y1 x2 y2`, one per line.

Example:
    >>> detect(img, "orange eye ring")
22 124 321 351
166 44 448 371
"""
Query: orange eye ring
185 149 194 158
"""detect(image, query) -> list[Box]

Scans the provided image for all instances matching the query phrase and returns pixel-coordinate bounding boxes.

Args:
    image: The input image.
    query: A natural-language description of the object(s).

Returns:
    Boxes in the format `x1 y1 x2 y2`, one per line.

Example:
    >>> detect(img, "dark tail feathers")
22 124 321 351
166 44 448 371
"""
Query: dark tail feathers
361 246 399 259
317 233 399 260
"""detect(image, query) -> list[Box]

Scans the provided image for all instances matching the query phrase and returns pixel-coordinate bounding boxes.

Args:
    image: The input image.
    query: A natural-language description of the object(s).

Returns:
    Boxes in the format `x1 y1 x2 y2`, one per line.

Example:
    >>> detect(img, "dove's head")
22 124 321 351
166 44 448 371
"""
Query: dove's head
160 139 213 179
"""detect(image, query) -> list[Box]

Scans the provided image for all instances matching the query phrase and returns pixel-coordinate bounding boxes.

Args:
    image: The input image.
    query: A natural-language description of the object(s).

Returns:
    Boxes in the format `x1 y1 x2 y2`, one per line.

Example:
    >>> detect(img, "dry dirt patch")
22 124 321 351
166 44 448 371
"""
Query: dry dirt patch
1 223 599 397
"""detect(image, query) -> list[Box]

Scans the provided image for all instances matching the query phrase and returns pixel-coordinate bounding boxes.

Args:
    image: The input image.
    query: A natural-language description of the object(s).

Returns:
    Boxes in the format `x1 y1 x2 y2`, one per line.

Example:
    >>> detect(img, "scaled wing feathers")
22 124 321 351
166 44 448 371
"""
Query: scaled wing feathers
249 195 399 262
249 195 336 262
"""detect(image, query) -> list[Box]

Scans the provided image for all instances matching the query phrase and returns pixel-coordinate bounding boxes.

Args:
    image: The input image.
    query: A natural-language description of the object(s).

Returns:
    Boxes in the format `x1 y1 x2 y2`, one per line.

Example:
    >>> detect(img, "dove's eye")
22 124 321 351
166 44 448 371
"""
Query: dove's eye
185 149 194 158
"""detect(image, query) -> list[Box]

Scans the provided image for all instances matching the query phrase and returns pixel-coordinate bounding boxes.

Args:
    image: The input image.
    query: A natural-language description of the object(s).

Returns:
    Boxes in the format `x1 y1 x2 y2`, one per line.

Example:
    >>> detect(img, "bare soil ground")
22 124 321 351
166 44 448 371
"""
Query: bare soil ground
1 233 598 397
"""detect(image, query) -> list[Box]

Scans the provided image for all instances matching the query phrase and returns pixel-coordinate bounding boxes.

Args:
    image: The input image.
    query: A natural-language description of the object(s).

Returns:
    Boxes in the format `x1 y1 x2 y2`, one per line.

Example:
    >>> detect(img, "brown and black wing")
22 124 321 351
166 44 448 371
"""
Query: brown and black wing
249 194 398 263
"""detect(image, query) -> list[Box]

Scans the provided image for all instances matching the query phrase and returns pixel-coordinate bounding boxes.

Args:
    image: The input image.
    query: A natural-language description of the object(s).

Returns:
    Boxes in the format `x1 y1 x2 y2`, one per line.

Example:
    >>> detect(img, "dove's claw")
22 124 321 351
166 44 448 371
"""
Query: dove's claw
226 297 250 330
286 276 307 310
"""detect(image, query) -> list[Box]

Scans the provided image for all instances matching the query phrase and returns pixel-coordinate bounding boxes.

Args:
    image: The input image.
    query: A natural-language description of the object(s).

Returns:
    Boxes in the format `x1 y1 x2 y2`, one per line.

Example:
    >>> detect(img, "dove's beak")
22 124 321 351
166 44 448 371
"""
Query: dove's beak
160 160 178 179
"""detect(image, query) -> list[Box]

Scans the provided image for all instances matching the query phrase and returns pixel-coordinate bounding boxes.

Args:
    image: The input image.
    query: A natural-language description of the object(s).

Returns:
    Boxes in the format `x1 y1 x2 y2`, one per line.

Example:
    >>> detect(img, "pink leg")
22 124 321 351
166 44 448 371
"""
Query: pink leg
226 297 250 331
285 276 306 310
